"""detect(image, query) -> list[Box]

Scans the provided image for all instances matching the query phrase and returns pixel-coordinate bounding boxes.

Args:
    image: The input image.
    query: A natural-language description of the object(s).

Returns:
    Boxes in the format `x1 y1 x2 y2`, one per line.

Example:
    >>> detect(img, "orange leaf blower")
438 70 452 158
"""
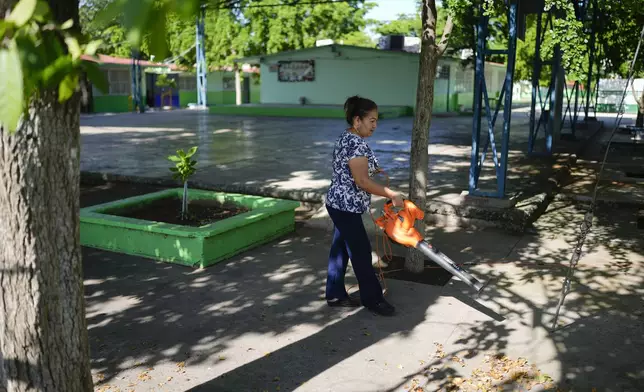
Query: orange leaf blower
374 199 485 293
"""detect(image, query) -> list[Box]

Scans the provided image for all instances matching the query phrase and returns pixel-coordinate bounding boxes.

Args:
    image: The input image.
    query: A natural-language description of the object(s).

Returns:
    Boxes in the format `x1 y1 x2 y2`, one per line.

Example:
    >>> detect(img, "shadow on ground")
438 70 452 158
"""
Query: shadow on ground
83 182 644 392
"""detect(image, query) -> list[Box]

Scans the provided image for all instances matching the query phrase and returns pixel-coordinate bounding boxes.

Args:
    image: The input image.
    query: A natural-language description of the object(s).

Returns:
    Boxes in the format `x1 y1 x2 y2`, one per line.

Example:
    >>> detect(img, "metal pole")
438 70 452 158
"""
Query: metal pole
196 6 207 107
584 0 597 120
529 9 544 154
499 0 518 197
468 8 488 193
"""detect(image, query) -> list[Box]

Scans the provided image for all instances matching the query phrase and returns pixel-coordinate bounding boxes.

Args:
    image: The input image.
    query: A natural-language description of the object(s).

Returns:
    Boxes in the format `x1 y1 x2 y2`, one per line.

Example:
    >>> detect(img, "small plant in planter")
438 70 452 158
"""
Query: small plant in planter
168 146 198 220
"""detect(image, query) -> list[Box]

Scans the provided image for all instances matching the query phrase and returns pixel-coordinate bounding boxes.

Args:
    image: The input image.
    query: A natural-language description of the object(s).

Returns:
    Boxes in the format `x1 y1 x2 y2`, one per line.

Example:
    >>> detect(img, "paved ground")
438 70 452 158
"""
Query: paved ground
80 109 599 201
81 110 644 391
84 181 644 392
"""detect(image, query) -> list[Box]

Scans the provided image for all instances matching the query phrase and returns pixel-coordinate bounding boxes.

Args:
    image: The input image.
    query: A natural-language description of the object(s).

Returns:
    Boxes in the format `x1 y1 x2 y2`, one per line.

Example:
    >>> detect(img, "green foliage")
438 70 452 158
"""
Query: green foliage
83 0 375 67
155 73 177 89
375 13 422 37
168 146 198 184
0 0 108 133
337 31 375 47
0 41 24 133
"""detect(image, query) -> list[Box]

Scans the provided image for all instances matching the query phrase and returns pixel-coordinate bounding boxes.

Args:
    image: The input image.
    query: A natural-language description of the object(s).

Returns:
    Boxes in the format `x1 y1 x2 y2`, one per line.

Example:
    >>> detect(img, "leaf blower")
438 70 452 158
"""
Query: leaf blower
374 199 485 293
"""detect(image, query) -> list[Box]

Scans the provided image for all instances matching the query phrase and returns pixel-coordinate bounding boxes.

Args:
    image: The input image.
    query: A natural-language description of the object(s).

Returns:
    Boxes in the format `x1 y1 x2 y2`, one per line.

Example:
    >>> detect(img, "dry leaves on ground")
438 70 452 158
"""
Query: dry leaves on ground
444 354 555 391
137 371 151 382
434 343 446 359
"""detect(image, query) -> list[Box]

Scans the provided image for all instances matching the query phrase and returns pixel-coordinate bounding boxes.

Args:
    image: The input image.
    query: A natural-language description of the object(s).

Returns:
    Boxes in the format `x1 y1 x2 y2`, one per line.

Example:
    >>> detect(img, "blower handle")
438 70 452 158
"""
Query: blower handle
383 199 425 231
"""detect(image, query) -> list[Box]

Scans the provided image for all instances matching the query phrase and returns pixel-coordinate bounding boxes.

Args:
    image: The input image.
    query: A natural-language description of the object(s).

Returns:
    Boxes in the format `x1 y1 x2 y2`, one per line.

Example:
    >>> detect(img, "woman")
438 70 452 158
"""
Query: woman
324 95 404 317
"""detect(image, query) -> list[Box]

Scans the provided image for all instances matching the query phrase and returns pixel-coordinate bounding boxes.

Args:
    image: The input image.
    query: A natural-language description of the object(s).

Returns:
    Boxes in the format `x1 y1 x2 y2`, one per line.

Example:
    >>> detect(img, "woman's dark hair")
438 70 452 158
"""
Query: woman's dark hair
344 95 377 125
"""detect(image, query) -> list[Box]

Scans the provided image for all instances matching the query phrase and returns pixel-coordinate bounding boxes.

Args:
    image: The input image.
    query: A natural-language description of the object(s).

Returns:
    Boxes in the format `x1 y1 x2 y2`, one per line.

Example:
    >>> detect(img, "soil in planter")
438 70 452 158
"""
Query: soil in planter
114 196 250 227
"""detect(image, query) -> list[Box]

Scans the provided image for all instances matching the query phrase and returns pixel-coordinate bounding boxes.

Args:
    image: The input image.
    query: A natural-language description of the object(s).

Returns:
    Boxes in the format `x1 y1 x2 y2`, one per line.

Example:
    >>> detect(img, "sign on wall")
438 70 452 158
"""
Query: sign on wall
278 60 315 82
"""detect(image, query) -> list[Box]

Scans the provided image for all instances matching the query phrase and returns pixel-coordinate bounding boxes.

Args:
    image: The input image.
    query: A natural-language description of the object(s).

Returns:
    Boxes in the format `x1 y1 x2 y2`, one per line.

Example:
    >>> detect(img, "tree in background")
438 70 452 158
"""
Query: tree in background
599 0 644 126
80 0 376 68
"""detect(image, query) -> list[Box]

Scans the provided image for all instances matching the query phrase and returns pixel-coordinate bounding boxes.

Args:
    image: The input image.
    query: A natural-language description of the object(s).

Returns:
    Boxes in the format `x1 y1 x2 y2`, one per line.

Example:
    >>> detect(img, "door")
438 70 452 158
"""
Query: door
146 73 156 108
242 77 251 104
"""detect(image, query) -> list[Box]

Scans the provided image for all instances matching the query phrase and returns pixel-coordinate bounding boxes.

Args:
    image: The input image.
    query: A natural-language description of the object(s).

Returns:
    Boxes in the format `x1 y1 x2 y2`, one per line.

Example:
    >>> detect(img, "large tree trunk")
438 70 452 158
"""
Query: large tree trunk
637 91 644 128
0 0 93 391
405 0 452 273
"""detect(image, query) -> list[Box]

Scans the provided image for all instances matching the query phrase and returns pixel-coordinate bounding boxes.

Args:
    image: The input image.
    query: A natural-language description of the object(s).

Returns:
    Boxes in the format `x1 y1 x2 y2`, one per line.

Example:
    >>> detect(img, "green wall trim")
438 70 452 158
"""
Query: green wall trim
93 95 130 113
596 103 638 114
208 105 412 119
179 91 198 107
80 188 300 268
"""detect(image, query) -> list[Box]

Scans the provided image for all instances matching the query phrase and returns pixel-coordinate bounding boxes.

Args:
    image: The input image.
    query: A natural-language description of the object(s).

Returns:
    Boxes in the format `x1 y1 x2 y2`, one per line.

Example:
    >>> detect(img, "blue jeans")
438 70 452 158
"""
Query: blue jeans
325 204 384 307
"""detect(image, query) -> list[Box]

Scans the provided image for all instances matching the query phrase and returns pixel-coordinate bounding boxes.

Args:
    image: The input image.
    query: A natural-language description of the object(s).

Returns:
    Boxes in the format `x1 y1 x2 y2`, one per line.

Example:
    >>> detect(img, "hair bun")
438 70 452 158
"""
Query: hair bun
343 95 377 126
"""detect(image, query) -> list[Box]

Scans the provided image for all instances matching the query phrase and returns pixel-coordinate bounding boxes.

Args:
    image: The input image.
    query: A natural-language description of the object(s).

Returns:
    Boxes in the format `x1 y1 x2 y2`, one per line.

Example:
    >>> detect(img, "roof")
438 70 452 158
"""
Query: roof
81 54 179 69
81 54 260 74
232 44 507 69
234 44 421 64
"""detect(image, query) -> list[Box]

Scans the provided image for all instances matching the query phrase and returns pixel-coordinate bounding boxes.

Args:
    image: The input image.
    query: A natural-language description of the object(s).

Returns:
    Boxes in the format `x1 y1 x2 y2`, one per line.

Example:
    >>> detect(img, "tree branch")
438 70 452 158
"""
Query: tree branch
631 79 644 108
437 14 454 56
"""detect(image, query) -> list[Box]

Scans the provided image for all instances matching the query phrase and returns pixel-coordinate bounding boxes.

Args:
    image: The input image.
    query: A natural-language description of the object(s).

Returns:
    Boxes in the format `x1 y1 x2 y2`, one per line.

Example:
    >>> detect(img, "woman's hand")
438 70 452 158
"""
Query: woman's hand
391 192 404 208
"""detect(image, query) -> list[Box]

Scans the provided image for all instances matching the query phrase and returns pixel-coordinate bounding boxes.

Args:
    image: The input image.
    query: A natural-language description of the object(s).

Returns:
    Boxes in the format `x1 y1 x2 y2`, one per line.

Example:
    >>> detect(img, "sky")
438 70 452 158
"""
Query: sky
365 0 419 22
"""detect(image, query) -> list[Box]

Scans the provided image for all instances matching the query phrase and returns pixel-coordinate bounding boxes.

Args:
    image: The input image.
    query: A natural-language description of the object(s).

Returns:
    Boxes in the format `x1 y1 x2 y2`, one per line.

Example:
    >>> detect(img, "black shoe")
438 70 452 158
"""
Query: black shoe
366 300 396 316
327 296 361 308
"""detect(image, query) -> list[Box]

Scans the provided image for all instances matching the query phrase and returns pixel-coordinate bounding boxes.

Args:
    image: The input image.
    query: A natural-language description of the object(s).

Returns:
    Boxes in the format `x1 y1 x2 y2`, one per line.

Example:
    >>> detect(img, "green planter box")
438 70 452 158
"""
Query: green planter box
80 188 300 268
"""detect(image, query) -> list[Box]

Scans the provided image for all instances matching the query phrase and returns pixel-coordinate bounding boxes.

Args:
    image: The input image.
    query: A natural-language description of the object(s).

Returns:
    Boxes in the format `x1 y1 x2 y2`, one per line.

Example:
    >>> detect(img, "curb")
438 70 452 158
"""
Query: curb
80 171 326 204
79 171 559 235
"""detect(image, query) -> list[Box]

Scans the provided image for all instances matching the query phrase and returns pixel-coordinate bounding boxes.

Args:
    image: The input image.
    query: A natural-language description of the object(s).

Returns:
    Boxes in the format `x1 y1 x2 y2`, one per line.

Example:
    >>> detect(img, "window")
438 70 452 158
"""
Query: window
437 64 450 79
179 76 197 90
107 69 131 95
453 66 474 94
222 76 235 91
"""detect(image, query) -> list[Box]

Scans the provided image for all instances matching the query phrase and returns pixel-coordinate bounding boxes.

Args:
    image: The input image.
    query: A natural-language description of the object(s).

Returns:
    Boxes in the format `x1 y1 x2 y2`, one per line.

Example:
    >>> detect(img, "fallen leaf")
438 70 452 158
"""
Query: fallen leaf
137 371 151 381
218 355 226 361
167 376 173 382
397 364 404 369
451 355 466 367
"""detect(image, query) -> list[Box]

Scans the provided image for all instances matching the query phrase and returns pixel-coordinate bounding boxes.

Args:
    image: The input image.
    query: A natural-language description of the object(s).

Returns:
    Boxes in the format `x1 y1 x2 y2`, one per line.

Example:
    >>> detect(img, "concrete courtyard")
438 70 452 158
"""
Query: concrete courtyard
80 108 586 201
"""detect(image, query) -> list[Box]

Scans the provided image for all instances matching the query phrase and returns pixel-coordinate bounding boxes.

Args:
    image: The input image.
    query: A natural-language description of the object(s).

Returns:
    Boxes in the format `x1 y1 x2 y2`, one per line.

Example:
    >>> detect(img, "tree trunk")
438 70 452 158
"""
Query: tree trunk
0 0 93 391
637 90 644 128
405 0 441 274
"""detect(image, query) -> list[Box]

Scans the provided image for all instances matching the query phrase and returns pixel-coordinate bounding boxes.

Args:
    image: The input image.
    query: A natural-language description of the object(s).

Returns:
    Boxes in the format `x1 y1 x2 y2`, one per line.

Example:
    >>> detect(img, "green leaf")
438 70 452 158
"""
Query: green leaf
186 146 198 157
33 1 50 20
7 0 37 27
82 61 108 93
64 36 81 59
84 40 102 56
58 73 78 102
41 56 73 86
0 42 24 133
177 149 186 158
61 19 74 30
168 155 181 162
